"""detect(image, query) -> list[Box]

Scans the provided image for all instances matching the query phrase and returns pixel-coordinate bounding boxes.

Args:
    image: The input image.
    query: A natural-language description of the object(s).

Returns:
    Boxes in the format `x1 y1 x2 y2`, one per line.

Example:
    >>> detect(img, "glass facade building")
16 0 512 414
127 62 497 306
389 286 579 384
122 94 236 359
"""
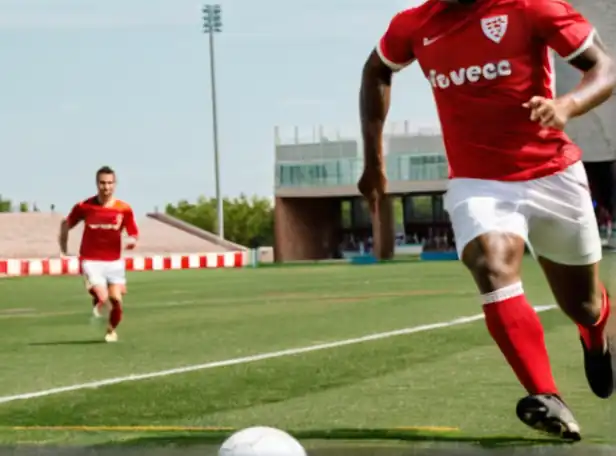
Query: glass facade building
275 154 448 188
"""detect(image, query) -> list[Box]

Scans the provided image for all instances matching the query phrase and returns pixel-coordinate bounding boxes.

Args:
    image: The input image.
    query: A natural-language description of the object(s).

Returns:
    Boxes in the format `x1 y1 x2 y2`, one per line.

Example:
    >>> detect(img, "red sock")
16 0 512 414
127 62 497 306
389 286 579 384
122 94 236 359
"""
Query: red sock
109 299 123 329
578 284 611 351
482 282 558 395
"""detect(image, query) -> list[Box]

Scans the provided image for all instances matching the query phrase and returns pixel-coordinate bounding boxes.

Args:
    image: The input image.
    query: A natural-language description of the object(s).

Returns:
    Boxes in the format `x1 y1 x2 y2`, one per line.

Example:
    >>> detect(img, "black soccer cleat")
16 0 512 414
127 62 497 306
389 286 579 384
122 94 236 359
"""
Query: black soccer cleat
516 394 581 441
581 335 616 399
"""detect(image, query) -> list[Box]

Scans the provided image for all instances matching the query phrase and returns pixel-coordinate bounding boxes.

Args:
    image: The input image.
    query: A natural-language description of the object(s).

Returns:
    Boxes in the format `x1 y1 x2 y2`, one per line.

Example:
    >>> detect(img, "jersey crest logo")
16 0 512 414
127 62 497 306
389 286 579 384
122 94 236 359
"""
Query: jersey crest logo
481 15 508 44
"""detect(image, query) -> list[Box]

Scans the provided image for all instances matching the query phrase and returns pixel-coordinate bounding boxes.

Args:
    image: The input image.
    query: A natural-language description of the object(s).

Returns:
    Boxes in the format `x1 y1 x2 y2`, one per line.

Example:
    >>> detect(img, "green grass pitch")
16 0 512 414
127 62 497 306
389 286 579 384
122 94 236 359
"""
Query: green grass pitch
0 257 614 450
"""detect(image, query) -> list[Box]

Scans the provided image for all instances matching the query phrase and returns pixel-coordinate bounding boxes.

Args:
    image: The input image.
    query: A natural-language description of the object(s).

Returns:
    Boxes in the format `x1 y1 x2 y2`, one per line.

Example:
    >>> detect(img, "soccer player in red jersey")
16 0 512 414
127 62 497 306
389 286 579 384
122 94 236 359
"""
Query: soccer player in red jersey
359 0 616 440
58 166 139 343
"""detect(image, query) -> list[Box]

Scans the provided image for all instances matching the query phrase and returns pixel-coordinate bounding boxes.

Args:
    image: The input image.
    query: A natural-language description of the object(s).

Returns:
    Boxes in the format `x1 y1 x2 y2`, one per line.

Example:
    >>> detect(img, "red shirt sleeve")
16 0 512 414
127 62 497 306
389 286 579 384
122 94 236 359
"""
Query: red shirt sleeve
376 10 417 72
122 206 139 238
65 203 84 229
526 0 595 61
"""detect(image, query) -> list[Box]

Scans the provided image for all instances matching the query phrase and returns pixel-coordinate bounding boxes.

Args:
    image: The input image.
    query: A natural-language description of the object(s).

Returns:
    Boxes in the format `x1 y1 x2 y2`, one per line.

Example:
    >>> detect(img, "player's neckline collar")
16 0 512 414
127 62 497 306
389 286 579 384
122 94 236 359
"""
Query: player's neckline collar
95 196 116 208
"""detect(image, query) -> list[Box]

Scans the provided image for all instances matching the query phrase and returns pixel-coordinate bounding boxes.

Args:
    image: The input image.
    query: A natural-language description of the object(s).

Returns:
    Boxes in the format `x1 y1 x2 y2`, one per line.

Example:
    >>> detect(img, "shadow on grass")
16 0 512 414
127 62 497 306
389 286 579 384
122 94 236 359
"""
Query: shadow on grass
28 340 105 346
255 257 421 269
97 428 576 449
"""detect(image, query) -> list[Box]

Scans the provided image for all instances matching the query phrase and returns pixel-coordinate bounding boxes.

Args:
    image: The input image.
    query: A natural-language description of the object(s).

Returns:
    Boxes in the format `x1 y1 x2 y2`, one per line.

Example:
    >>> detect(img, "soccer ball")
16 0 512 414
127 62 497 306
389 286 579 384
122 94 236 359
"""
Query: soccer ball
219 426 307 456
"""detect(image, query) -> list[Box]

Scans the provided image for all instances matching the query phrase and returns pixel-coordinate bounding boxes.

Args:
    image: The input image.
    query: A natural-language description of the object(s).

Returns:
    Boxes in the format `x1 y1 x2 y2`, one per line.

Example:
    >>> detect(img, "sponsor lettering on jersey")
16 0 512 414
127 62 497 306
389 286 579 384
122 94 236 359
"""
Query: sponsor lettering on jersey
428 60 512 89
88 214 124 231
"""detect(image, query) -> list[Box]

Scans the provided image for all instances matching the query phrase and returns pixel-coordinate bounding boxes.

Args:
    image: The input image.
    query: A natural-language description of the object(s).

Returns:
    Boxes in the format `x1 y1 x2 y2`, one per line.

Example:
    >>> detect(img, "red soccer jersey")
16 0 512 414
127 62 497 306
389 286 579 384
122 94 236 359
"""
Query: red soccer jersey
377 0 595 181
65 197 139 261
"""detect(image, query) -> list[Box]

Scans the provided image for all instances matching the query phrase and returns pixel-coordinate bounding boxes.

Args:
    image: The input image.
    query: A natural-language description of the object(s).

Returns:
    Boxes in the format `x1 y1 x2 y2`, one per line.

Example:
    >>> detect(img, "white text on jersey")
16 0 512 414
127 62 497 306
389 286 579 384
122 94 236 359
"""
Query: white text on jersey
88 215 123 231
428 60 512 89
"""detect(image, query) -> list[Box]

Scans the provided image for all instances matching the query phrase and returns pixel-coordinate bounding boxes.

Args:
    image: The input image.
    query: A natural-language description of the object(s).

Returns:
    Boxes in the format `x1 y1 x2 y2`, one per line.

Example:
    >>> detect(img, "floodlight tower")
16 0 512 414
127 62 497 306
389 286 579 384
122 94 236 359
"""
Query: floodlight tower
202 4 224 239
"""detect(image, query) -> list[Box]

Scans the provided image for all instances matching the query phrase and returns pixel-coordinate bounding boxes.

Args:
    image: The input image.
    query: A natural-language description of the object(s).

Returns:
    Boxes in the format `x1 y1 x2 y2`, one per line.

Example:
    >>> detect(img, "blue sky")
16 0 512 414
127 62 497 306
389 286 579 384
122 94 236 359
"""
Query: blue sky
0 0 438 214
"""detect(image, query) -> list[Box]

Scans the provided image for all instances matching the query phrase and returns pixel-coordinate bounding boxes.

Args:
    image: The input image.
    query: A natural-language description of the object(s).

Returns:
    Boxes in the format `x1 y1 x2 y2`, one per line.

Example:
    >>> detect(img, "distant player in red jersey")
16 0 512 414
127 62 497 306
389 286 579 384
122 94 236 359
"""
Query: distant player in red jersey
58 166 139 343
359 0 616 440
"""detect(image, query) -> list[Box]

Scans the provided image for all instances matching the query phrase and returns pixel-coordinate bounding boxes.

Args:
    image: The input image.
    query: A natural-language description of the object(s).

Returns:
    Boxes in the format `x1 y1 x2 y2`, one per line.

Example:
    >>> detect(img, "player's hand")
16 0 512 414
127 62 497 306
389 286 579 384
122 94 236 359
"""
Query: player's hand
124 237 137 251
523 96 574 130
358 166 387 210
358 166 394 260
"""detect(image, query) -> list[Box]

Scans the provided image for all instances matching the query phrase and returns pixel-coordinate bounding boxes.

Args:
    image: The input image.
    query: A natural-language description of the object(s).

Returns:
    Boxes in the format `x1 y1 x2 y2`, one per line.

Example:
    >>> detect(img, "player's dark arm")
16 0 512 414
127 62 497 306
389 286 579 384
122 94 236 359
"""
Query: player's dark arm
59 205 82 255
563 35 616 118
123 208 139 249
58 219 70 254
360 50 393 170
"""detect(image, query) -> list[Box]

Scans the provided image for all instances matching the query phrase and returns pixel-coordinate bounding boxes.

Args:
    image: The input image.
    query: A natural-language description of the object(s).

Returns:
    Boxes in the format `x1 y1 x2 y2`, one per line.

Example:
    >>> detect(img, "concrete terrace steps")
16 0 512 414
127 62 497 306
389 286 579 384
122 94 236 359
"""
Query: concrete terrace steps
0 213 233 259
146 212 247 252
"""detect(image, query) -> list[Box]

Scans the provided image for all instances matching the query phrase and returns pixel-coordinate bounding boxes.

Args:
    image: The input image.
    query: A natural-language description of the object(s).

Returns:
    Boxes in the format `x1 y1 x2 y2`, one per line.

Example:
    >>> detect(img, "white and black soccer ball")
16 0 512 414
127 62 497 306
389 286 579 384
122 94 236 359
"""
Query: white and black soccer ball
218 426 307 456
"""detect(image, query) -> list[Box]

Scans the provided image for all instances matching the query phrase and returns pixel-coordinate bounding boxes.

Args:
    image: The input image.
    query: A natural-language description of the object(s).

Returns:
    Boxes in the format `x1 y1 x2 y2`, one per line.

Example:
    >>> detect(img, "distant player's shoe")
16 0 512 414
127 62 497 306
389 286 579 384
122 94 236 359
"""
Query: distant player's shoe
104 330 118 343
581 336 616 399
91 301 109 321
516 394 581 441
90 307 102 326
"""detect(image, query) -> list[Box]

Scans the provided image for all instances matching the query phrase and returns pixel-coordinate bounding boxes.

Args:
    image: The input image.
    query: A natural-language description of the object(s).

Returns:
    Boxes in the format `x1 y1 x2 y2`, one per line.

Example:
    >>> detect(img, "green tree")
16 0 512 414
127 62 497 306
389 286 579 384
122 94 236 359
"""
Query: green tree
0 195 12 213
19 202 29 213
165 194 274 246
393 197 404 231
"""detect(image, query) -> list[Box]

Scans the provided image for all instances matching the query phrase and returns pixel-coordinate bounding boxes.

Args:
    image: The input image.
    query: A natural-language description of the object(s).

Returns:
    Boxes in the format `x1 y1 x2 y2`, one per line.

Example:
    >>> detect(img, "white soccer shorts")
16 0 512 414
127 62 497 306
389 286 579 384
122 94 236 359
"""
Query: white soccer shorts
81 259 127 288
444 161 602 266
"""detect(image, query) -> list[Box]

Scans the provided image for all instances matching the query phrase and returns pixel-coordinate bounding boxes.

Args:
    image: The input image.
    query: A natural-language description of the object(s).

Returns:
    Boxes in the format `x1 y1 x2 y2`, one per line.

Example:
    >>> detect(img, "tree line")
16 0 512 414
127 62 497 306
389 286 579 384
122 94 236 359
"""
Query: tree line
0 196 39 213
165 194 274 247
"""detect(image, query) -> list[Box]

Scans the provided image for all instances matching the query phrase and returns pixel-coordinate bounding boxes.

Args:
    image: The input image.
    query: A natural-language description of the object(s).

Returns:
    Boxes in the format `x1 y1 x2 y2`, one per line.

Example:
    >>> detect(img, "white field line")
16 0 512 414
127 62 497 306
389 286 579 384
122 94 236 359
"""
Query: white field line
0 305 557 405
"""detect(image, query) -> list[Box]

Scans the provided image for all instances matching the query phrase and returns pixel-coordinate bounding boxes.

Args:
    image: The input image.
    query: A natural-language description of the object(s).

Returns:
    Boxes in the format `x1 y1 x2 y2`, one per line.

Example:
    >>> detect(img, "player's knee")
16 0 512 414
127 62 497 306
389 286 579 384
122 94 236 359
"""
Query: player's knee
108 290 122 306
461 233 523 292
108 283 125 303
90 286 108 303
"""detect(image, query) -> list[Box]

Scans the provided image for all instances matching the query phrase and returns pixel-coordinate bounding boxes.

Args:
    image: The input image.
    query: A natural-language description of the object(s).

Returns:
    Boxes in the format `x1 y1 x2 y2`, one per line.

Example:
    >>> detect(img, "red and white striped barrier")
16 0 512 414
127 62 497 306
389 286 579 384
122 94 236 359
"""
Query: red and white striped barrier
0 252 247 277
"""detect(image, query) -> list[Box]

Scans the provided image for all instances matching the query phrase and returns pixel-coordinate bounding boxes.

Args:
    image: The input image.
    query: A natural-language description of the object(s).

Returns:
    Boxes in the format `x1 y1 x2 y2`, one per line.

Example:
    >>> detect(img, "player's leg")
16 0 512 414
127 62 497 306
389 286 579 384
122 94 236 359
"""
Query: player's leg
538 260 613 397
527 162 615 399
104 259 127 342
445 179 580 440
81 261 109 318
105 284 123 343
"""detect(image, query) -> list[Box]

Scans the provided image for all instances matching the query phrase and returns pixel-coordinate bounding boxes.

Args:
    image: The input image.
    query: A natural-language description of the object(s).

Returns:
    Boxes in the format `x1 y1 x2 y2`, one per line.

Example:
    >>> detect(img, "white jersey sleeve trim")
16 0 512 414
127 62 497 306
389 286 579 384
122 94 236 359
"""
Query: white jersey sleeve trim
562 28 596 62
375 42 414 72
